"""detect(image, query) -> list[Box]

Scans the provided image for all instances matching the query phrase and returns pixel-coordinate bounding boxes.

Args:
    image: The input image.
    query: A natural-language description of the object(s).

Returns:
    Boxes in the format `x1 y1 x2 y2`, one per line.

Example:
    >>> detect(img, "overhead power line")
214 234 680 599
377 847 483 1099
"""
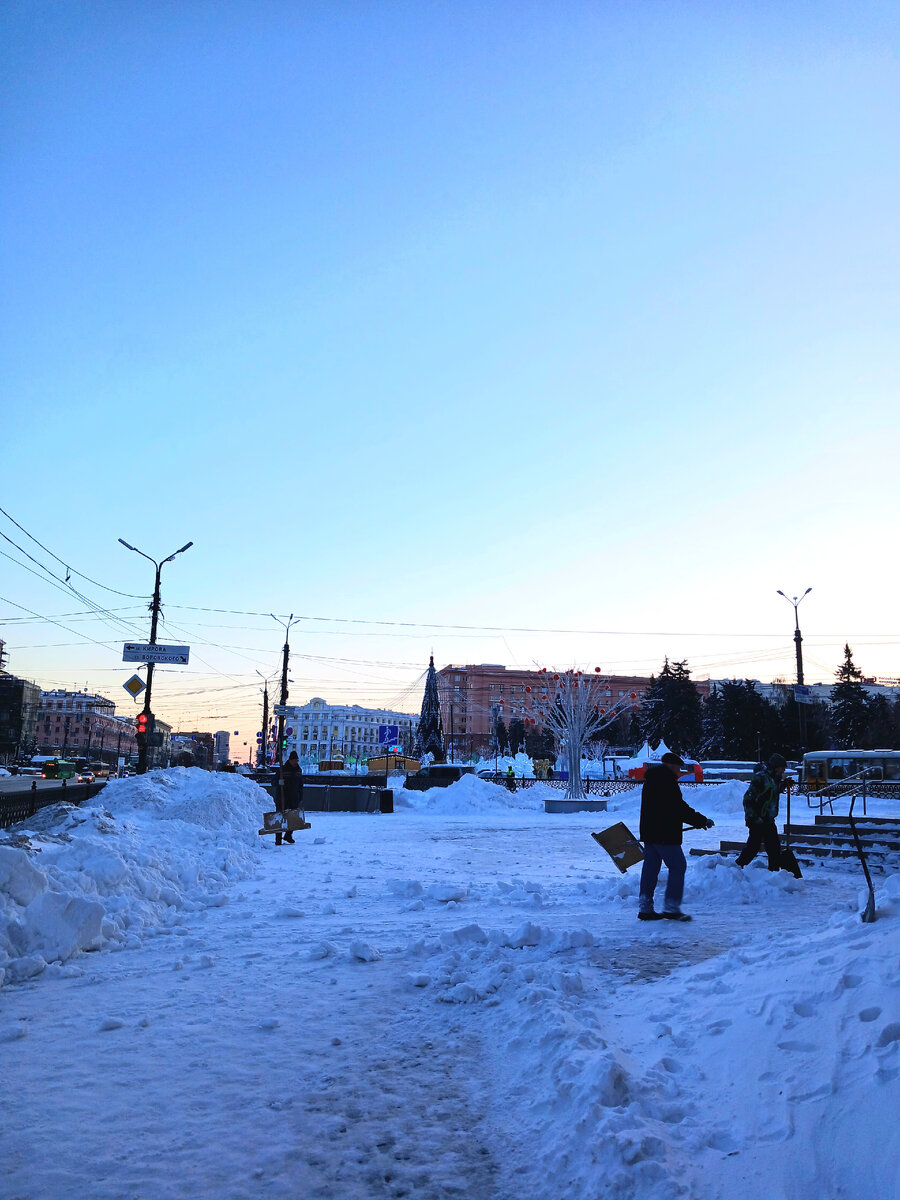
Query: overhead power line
0 506 147 598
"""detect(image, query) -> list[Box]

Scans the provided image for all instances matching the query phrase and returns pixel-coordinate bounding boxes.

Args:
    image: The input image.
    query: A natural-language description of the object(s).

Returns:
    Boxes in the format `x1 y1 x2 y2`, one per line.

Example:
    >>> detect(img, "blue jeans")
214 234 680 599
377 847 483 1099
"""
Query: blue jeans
639 843 686 914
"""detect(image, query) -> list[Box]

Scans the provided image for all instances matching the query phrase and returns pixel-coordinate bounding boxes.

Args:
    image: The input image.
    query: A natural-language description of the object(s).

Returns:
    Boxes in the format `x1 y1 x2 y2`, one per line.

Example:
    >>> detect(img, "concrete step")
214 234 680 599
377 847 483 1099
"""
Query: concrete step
784 826 900 849
693 841 898 863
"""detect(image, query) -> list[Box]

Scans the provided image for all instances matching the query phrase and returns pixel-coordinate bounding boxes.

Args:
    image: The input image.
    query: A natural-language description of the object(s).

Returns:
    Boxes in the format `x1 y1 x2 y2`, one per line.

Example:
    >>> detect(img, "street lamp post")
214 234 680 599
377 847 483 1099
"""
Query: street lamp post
119 538 193 774
777 587 812 754
270 614 299 767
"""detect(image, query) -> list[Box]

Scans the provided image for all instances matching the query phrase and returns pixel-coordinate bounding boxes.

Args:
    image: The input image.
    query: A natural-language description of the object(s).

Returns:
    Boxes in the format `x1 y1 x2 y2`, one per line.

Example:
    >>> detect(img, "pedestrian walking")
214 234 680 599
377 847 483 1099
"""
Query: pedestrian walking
505 765 517 793
274 751 303 845
638 752 714 922
736 754 786 871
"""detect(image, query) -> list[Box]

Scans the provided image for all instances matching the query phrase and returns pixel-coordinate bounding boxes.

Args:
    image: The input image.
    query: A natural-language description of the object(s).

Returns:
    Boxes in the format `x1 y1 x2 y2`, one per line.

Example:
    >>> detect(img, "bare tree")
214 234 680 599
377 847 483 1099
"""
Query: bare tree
531 669 639 799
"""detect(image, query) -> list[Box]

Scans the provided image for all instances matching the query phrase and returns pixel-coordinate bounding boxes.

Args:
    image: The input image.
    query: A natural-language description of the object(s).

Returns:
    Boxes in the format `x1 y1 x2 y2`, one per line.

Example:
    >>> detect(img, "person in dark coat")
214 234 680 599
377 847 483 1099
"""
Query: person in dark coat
638 752 714 922
274 751 303 845
735 754 786 870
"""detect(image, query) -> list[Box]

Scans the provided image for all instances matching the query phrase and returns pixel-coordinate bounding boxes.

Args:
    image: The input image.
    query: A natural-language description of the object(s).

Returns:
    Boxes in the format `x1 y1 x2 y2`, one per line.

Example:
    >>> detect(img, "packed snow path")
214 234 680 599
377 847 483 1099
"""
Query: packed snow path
3 772 899 1200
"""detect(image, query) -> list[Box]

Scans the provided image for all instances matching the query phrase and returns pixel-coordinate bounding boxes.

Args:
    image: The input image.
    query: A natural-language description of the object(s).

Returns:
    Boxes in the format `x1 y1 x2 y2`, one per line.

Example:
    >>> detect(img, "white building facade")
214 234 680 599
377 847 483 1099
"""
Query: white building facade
280 697 417 763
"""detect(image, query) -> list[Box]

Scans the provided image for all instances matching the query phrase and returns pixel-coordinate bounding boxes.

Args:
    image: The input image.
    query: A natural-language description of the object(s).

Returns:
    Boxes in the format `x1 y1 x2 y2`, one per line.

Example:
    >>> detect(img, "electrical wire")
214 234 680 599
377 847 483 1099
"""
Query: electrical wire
0 505 147 598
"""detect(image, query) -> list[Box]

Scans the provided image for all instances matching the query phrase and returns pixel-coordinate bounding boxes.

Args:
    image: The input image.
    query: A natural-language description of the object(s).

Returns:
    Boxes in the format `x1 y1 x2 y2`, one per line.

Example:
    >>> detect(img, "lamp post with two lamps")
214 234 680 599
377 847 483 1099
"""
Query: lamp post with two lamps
118 538 193 774
777 586 812 753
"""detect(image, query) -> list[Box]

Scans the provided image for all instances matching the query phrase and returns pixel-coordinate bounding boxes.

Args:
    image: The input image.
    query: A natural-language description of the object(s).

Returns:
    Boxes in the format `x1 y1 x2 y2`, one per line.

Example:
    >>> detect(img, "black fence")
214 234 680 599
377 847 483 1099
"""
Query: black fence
0 780 107 830
479 773 722 795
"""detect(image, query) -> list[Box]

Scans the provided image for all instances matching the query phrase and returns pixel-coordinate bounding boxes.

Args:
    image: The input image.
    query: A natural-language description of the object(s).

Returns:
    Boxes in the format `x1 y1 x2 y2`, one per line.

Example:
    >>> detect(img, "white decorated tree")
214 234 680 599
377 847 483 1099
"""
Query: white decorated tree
529 668 640 799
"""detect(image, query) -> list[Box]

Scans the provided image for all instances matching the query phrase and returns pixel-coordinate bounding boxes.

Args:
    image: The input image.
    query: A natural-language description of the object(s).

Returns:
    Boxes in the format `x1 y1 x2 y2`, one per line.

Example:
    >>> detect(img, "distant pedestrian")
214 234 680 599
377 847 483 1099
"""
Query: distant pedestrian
638 752 714 922
736 755 786 871
546 765 553 781
505 765 517 792
274 751 303 845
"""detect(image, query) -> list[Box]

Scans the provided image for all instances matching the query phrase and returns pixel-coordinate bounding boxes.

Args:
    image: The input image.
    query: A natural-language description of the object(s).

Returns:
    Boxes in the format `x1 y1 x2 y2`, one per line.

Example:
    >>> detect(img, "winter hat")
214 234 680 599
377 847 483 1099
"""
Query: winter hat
767 753 787 771
661 752 687 768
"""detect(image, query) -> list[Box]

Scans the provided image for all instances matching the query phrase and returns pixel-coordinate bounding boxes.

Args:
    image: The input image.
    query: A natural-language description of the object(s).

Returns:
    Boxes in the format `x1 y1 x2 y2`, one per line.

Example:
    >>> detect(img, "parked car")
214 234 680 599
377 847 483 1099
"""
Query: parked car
403 764 475 791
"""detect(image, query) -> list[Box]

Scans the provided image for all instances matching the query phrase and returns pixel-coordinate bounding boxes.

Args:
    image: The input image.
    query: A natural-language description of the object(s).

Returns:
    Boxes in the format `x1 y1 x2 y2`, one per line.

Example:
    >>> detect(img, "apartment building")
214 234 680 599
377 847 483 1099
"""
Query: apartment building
36 689 138 763
278 697 417 762
437 663 712 757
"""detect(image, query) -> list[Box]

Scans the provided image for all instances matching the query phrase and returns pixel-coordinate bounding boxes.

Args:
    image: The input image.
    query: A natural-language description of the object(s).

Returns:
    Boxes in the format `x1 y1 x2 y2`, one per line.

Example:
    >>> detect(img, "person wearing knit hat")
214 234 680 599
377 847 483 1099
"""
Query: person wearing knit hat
736 754 787 870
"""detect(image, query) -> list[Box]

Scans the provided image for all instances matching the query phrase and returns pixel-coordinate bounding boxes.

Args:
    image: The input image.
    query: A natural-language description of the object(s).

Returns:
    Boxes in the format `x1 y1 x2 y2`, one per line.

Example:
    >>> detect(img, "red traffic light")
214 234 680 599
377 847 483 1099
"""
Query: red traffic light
137 713 149 735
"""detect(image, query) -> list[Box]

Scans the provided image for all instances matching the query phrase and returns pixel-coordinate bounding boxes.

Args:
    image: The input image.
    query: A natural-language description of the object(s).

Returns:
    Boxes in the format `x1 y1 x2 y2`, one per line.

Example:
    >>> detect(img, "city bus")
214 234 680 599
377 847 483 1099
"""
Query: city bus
41 759 78 780
802 750 900 789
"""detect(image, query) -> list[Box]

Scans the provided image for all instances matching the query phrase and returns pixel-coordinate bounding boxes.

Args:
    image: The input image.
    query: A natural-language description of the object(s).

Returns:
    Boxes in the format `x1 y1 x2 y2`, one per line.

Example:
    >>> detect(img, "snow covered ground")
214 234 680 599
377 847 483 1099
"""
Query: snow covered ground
2 769 898 1200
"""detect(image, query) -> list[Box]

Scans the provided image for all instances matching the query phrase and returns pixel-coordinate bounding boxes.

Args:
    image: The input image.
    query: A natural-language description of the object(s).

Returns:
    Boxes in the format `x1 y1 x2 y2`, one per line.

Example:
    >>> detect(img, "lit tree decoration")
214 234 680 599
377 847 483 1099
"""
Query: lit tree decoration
530 668 640 800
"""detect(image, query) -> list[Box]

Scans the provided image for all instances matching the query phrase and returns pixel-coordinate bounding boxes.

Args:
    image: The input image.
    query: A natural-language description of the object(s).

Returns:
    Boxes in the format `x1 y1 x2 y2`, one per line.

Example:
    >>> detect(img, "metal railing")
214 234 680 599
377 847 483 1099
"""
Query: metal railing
0 779 107 830
801 768 879 923
802 767 883 817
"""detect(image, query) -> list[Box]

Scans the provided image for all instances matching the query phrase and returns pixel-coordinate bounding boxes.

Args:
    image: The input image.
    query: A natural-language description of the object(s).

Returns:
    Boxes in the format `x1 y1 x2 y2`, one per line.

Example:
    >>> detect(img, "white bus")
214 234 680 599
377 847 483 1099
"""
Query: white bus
802 749 900 789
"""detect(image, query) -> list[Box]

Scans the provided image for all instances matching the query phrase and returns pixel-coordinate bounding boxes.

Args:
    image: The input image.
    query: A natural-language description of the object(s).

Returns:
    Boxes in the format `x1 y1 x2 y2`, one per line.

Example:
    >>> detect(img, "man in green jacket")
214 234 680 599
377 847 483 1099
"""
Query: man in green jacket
736 753 786 870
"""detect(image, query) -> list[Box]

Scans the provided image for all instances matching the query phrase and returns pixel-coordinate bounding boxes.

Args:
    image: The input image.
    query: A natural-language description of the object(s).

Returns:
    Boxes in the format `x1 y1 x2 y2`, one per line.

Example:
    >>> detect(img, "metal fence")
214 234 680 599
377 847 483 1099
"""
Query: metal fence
0 780 107 830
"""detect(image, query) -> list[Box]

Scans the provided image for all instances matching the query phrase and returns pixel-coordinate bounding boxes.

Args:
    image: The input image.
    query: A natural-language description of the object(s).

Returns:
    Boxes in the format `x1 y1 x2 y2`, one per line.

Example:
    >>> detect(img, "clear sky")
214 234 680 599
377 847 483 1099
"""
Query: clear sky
2 1 899 751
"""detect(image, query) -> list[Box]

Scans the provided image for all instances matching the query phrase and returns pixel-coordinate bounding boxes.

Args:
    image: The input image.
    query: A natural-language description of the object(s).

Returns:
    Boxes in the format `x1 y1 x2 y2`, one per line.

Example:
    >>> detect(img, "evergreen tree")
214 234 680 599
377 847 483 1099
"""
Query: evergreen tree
416 655 446 762
864 695 898 749
495 718 509 755
700 686 725 758
508 718 526 755
717 680 781 760
830 644 870 749
525 724 555 761
639 658 702 754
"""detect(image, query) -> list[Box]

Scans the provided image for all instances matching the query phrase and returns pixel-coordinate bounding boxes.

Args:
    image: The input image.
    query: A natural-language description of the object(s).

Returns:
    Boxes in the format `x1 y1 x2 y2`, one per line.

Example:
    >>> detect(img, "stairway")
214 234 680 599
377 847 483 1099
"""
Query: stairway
691 814 900 868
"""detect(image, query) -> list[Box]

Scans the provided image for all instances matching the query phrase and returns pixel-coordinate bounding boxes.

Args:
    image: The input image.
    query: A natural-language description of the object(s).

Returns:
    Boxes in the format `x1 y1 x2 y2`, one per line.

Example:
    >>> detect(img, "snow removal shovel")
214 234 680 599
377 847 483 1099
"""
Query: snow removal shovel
592 823 644 873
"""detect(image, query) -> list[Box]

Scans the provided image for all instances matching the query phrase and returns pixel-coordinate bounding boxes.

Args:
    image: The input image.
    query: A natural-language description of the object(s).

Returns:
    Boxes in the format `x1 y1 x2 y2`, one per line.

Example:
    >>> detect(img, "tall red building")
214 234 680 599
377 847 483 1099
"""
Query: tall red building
437 663 710 758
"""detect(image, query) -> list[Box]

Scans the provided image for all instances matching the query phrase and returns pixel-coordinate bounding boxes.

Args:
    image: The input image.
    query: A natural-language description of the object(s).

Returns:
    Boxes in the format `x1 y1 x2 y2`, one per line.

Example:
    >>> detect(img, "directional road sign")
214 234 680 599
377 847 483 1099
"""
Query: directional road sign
273 705 301 717
793 685 816 705
378 724 399 746
123 643 191 665
123 674 146 698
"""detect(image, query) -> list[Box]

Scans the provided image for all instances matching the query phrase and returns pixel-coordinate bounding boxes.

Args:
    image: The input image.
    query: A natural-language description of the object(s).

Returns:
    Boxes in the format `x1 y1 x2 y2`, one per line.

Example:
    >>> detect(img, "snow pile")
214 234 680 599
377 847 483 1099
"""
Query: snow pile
402 870 900 1199
0 769 268 987
396 771 548 814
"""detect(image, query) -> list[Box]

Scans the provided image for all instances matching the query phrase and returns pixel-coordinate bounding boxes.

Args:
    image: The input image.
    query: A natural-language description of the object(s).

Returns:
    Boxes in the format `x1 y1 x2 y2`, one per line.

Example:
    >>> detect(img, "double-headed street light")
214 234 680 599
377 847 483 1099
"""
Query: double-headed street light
777 586 812 755
118 538 193 773
270 613 300 765
776 587 812 685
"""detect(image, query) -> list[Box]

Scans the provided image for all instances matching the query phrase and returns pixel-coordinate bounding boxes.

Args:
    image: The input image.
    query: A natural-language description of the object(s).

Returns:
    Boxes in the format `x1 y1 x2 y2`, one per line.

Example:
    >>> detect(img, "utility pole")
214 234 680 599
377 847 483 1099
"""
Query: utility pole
119 539 193 774
777 588 812 754
270 614 298 766
261 681 270 766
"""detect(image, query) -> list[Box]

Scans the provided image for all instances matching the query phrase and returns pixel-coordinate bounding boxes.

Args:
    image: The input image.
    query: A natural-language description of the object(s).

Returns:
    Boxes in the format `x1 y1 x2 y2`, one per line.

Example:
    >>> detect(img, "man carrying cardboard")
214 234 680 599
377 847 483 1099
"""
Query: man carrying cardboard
638 752 714 922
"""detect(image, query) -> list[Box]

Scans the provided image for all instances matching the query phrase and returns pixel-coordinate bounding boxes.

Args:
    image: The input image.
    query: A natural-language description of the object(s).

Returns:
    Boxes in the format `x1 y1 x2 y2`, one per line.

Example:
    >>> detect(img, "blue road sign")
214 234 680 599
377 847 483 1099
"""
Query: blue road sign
378 724 399 745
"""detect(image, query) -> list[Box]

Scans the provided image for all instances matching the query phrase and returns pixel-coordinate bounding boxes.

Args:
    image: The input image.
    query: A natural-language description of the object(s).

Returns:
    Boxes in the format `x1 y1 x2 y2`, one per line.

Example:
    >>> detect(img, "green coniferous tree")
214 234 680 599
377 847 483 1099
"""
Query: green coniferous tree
639 658 702 755
830 644 871 749
718 680 782 760
495 718 510 755
700 686 725 758
508 718 526 755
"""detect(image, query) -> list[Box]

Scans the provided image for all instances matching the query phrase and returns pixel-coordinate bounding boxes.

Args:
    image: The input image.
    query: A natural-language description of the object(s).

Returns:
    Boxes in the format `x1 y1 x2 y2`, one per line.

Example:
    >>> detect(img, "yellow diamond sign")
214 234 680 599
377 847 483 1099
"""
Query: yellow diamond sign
123 674 146 699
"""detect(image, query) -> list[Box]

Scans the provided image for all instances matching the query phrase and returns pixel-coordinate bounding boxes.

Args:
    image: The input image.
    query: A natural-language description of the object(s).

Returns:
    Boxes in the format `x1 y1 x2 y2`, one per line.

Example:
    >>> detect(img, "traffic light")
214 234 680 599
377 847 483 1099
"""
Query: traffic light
137 712 149 737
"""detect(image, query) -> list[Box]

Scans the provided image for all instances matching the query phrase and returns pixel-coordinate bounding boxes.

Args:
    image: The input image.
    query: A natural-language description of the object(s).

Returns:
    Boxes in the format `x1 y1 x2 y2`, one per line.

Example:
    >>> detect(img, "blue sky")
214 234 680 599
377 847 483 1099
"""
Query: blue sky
2 2 899 742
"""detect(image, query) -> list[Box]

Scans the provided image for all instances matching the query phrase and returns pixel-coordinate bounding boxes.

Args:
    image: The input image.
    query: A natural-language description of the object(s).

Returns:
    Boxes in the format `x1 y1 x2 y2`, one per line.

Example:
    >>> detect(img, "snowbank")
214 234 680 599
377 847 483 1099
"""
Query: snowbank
400 869 900 1200
0 769 268 987
395 772 549 814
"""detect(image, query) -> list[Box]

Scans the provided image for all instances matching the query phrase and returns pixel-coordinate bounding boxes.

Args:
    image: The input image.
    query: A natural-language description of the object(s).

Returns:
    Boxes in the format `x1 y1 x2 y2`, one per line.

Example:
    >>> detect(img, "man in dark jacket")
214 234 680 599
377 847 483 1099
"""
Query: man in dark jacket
638 752 714 922
274 751 303 845
735 754 785 870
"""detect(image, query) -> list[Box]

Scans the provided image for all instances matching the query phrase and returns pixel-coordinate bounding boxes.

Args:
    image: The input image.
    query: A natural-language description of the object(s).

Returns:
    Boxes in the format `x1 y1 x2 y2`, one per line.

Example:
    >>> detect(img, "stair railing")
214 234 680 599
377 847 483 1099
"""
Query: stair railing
805 769 877 922
849 779 877 923
804 767 876 817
